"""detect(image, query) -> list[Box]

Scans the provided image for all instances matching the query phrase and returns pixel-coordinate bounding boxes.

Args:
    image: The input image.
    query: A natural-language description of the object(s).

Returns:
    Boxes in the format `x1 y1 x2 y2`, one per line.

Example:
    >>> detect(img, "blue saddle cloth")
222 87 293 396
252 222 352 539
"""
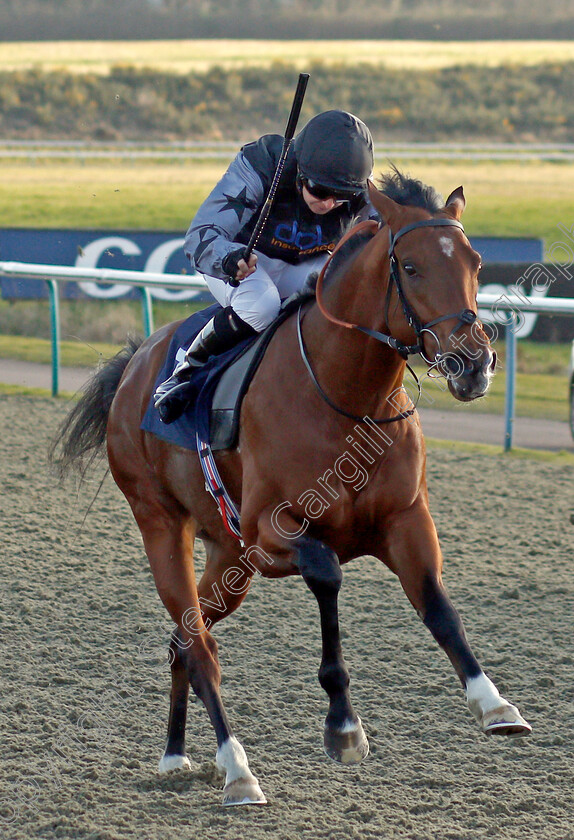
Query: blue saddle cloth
140 304 257 451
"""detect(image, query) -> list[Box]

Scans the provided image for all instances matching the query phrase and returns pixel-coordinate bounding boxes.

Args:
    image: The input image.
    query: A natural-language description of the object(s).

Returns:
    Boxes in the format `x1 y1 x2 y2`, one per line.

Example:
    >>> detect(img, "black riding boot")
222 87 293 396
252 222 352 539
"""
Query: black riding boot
154 306 256 424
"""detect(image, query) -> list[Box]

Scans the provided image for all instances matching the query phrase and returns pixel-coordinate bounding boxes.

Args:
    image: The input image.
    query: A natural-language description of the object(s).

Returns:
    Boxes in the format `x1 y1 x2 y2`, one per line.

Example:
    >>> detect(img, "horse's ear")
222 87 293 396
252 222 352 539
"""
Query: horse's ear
368 179 400 224
445 186 466 219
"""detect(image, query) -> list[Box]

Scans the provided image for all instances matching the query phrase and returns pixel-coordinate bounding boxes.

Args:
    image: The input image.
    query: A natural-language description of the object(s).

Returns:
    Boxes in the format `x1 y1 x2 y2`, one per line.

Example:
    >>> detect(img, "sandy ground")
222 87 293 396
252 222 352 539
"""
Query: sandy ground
1 393 574 840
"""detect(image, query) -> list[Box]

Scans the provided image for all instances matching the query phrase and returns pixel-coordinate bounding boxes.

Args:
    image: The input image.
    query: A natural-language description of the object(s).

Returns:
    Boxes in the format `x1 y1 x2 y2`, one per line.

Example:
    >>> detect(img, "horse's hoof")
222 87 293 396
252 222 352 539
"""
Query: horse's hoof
221 776 267 806
324 718 369 764
158 753 192 773
482 704 532 737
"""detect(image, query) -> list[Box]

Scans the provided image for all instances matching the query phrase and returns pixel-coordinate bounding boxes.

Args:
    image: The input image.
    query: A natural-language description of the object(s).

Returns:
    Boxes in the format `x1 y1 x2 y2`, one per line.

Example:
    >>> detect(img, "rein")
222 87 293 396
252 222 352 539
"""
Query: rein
314 220 420 360
297 303 419 425
301 214 479 424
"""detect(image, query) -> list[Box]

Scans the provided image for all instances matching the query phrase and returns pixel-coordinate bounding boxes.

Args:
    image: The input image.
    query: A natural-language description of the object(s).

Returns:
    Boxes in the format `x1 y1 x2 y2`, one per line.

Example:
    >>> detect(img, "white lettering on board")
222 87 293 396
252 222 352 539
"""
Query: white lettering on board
143 238 198 301
75 236 140 299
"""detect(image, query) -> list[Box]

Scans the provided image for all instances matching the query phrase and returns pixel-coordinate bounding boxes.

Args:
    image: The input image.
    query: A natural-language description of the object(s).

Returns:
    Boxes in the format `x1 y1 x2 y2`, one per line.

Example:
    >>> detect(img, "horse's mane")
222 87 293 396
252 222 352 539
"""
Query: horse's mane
322 226 376 285
378 165 444 213
321 167 443 285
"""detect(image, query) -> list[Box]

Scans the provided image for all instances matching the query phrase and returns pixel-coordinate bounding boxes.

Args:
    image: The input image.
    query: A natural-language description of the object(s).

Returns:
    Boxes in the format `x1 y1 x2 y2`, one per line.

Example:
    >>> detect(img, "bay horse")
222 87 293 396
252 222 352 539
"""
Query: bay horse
53 173 531 807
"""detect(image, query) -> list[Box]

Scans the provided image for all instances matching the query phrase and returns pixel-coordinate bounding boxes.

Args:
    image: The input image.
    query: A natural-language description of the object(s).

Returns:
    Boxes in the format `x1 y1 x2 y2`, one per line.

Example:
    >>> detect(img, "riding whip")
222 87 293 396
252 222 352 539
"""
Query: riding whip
227 72 310 287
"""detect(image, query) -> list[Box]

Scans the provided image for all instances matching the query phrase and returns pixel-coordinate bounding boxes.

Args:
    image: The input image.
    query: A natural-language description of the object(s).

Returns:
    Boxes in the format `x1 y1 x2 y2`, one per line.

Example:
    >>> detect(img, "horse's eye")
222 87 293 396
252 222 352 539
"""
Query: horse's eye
402 263 417 277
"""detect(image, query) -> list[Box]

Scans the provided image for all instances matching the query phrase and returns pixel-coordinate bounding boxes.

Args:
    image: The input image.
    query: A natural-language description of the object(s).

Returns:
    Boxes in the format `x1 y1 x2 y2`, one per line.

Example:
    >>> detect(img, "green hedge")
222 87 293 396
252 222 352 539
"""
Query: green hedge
2 62 574 142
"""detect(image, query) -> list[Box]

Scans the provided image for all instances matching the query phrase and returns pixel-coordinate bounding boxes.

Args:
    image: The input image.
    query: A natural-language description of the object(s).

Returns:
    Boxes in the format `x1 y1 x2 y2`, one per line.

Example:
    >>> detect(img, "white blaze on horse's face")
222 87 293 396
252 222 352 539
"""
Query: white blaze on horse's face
439 236 455 258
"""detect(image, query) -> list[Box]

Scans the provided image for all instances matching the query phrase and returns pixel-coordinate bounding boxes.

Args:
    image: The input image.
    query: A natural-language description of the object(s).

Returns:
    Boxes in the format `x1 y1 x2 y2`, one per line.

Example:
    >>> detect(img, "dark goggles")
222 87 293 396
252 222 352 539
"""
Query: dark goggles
301 178 360 202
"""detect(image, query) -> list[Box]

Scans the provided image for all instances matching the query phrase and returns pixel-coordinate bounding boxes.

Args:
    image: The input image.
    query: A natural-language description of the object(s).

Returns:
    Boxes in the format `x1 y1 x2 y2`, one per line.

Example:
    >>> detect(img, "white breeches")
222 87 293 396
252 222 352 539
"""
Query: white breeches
203 251 328 332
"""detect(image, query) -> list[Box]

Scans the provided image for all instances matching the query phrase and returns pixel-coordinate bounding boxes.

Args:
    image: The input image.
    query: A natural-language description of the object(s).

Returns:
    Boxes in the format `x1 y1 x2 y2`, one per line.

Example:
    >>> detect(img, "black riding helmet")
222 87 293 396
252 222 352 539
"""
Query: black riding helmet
294 110 374 197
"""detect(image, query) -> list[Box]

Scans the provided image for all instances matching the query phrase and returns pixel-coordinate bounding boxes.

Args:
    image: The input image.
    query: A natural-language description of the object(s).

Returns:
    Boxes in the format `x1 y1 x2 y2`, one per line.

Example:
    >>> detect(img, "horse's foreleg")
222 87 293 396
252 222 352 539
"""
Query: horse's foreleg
195 542 266 805
381 504 531 737
137 516 266 805
296 536 369 764
420 577 531 735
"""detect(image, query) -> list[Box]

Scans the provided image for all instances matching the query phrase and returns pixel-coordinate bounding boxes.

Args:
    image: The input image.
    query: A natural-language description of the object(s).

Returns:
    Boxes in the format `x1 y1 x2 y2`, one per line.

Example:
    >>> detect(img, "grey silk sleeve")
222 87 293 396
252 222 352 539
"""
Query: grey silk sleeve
358 198 379 222
184 152 265 280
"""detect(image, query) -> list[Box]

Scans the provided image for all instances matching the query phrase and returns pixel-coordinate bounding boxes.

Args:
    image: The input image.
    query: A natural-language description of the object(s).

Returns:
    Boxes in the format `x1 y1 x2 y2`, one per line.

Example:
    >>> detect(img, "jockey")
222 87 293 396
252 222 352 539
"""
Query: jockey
154 109 376 422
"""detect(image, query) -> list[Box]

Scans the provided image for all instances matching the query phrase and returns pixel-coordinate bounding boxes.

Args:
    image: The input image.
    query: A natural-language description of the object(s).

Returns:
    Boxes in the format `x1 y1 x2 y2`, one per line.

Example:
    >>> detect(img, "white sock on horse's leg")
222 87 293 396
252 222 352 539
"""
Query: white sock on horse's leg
158 752 192 773
215 736 267 806
466 672 531 736
466 672 502 718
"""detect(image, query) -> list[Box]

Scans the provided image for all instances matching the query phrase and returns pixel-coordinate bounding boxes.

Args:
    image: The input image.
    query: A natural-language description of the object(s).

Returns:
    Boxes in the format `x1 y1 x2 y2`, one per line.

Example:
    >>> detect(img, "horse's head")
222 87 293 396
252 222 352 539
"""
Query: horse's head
368 175 496 402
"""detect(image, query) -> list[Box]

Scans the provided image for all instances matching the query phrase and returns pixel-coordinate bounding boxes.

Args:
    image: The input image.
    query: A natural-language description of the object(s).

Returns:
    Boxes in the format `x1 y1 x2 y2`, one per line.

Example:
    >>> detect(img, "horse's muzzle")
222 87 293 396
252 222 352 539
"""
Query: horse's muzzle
439 347 497 402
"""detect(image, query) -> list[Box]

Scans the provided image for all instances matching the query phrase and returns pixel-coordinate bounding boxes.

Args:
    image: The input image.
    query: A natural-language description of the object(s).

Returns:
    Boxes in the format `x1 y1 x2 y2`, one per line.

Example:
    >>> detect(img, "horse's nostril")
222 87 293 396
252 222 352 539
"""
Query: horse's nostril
489 351 497 374
438 353 464 379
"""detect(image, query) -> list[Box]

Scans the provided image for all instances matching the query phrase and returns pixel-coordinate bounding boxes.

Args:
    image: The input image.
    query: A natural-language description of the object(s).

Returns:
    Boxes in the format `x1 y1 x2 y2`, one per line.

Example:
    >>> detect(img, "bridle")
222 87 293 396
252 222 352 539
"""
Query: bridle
315 217 478 361
386 218 478 363
297 215 480 424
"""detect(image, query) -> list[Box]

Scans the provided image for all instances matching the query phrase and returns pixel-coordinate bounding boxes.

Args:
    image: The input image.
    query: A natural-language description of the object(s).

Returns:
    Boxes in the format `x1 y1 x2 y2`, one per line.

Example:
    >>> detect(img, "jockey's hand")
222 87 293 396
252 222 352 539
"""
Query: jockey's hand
236 253 258 281
222 248 258 283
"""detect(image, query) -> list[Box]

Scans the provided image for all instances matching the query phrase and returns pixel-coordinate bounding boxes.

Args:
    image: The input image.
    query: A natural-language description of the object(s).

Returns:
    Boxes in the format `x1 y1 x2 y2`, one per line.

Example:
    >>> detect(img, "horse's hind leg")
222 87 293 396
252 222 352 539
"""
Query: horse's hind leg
382 503 531 737
296 536 369 764
158 627 192 773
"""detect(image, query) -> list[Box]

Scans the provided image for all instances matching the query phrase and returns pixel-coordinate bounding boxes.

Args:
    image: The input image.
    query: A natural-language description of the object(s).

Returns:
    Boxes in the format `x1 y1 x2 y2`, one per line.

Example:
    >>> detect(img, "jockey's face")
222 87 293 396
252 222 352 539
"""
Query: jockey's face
301 185 347 215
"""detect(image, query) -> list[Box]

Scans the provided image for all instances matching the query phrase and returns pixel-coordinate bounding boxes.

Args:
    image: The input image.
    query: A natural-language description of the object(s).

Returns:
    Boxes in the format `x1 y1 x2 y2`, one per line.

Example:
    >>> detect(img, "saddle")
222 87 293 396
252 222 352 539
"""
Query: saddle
140 292 313 453
209 327 272 450
210 290 319 448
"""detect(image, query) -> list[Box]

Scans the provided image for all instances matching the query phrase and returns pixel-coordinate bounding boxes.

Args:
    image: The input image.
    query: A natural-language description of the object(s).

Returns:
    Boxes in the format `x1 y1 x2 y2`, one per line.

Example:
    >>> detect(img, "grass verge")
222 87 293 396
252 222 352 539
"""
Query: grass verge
425 437 574 464
0 384 76 399
2 159 574 248
0 335 121 367
413 369 568 422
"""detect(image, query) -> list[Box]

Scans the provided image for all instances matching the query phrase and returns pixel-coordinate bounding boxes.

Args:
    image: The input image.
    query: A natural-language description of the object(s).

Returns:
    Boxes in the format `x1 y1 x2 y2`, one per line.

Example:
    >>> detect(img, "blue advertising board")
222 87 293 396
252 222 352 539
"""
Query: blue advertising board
0 228 544 301
0 229 198 301
471 237 543 264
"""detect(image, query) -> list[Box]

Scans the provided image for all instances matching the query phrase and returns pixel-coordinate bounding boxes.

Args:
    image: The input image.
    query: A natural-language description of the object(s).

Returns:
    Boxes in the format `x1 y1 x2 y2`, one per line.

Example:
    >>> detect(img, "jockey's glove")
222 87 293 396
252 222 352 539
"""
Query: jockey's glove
222 247 251 282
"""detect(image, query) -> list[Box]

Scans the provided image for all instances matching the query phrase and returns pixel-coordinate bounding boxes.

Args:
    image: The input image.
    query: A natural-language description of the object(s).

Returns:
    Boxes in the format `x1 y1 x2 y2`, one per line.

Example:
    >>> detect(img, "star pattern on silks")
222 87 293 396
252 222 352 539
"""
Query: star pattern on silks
218 186 252 223
193 226 219 262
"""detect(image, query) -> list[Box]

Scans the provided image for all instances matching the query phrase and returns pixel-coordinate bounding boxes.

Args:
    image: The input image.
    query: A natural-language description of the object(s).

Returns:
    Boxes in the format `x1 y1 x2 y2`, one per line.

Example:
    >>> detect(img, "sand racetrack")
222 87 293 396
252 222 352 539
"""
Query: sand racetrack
1 393 574 840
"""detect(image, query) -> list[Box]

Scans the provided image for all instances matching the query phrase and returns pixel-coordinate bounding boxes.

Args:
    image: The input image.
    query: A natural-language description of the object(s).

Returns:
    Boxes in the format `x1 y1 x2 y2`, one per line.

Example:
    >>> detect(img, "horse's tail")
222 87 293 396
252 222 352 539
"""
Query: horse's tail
50 337 142 479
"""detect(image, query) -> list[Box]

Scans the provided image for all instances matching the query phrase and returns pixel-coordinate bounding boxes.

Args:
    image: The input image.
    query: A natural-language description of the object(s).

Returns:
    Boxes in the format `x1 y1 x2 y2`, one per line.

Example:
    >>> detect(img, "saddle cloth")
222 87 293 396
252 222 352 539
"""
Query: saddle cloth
140 297 307 452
